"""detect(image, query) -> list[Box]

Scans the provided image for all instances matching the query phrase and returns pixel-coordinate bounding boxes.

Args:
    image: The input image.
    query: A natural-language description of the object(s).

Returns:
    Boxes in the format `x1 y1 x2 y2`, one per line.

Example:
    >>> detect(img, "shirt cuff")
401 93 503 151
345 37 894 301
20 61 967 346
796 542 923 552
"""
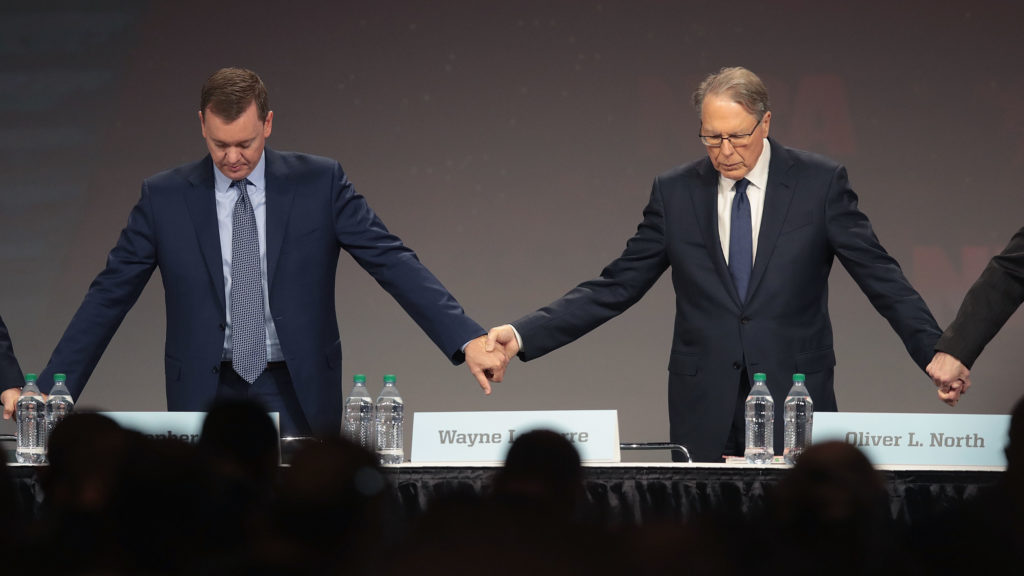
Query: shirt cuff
510 324 524 352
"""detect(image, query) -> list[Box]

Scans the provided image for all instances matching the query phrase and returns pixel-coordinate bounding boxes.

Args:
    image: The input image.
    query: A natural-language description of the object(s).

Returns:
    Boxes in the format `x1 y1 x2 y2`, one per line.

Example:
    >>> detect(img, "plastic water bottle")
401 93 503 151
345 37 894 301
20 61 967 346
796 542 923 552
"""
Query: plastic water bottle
342 373 374 450
744 372 774 464
784 373 814 465
374 374 404 465
16 374 47 464
46 373 75 438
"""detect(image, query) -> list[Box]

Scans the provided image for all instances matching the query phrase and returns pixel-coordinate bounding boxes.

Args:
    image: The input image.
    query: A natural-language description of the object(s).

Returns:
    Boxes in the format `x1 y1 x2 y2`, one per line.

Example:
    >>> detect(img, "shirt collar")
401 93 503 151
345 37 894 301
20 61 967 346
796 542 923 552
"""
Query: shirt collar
719 138 771 192
213 150 267 194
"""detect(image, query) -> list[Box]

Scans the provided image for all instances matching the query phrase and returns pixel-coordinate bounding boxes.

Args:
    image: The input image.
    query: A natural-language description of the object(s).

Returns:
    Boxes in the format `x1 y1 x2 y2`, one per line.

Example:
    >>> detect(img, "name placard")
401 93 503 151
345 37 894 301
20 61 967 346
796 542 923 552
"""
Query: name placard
100 411 280 444
411 410 620 464
814 412 1009 466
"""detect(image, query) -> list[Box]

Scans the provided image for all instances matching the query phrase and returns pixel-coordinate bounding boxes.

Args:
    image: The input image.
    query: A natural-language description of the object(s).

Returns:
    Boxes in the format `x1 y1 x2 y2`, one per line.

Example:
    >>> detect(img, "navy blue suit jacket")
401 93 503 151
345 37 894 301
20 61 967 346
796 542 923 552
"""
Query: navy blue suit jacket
0 313 23 390
39 149 484 436
514 139 941 461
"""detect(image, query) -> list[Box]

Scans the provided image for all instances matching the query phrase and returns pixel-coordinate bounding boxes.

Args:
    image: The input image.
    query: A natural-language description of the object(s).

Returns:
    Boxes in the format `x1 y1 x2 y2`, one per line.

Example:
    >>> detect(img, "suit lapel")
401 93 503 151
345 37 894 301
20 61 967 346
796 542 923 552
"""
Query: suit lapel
748 139 796 300
264 149 294 291
691 159 742 306
184 156 227 314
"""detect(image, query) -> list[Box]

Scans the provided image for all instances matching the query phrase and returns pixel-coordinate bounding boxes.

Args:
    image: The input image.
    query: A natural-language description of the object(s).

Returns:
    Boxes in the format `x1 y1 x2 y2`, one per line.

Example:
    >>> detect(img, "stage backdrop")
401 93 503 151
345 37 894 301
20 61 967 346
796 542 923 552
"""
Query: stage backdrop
2 1 1023 457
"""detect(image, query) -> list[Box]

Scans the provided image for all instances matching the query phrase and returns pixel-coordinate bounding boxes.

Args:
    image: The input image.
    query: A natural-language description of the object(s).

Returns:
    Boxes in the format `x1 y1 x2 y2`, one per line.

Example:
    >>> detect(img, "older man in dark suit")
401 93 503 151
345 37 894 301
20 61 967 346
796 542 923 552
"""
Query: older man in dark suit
484 67 942 461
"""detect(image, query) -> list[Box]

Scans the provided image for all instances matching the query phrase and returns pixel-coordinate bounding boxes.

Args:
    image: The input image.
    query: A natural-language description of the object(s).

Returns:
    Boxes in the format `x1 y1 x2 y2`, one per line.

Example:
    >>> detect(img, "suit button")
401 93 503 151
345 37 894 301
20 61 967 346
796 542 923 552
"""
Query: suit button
741 317 750 325
212 365 220 374
218 323 226 331
732 361 742 370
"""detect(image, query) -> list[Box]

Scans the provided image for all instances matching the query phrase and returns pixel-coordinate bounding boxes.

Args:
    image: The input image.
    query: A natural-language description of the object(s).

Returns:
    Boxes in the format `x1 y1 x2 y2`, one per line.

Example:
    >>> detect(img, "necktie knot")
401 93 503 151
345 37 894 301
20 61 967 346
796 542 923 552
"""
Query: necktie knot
734 178 750 197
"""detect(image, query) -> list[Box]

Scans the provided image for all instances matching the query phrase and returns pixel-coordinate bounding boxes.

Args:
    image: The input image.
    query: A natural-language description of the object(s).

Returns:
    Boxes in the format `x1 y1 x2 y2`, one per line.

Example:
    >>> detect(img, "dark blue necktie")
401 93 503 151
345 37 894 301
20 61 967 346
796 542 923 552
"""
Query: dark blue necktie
729 178 752 303
230 179 266 383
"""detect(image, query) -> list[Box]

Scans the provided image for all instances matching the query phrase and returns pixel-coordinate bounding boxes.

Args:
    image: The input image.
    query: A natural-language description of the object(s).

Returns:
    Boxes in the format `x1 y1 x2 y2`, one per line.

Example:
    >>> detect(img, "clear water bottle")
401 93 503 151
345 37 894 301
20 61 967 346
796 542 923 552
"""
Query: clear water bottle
342 373 374 450
46 372 75 438
16 373 47 464
744 372 774 464
784 373 814 465
374 374 404 465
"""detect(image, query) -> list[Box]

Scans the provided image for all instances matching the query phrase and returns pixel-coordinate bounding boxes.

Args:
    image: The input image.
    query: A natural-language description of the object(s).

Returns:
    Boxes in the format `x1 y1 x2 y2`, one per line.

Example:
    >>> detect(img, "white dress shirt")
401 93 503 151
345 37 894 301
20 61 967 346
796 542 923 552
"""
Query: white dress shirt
717 139 770 264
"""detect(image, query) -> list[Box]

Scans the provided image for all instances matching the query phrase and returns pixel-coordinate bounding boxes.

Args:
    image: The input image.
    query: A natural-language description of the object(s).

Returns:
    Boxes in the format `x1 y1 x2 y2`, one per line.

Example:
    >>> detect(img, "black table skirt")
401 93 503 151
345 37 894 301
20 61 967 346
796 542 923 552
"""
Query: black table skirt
8 464 999 528
387 465 996 527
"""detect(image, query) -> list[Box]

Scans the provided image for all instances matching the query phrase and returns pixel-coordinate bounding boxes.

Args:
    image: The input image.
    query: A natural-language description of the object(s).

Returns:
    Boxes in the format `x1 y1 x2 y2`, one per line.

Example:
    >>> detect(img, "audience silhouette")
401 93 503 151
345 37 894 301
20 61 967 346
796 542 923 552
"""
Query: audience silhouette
1 408 1014 575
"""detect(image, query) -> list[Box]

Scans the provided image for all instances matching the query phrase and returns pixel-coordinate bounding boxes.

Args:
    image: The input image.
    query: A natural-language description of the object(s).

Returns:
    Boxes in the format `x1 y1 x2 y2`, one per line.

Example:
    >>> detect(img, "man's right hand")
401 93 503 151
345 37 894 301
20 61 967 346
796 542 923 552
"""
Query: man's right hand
1 387 21 420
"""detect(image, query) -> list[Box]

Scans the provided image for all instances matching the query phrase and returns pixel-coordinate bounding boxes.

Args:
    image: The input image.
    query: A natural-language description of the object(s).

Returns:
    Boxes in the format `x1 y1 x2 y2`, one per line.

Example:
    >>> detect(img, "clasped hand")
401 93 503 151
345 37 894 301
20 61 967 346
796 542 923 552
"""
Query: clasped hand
464 325 521 394
926 351 971 407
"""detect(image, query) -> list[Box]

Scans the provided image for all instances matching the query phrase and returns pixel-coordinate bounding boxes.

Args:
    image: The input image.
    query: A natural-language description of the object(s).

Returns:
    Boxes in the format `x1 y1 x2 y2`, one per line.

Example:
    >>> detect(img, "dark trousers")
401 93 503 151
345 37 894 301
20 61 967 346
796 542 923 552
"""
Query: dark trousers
217 361 311 437
722 368 751 459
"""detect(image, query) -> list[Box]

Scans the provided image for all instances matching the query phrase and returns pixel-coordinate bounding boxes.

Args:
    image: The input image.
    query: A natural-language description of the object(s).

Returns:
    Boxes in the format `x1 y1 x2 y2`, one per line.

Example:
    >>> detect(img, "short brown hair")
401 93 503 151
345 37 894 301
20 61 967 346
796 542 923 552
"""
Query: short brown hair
692 67 770 120
200 67 270 122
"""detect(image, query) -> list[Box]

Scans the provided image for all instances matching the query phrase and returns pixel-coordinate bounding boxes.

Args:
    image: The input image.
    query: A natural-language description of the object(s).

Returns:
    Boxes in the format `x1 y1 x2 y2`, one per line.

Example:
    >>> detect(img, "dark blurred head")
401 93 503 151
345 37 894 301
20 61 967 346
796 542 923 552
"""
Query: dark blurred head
110 435 210 573
199 398 280 482
771 441 888 539
1005 394 1024 473
273 436 398 569
491 429 584 519
42 412 133 513
0 453 18 551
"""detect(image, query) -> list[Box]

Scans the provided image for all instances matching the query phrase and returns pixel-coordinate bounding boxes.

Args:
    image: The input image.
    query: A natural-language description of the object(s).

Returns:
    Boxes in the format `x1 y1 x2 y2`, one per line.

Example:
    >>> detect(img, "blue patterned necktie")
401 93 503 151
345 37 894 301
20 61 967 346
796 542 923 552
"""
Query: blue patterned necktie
729 178 752 303
230 179 266 383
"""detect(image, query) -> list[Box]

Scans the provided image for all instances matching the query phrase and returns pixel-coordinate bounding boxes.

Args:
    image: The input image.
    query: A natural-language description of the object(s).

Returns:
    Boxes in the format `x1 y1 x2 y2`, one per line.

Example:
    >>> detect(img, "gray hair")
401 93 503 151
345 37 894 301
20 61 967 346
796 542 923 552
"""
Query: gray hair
692 67 770 120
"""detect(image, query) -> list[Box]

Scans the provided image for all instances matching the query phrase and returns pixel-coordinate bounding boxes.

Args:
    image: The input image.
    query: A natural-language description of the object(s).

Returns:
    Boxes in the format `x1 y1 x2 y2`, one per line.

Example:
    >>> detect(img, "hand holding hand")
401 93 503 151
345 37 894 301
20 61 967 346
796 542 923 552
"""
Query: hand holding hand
465 335 512 395
926 352 971 407
485 324 520 359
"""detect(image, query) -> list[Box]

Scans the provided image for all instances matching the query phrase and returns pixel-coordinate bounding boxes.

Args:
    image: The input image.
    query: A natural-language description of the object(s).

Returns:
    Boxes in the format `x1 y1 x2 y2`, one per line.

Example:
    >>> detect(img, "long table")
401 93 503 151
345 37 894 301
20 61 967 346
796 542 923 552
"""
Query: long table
7 462 1000 526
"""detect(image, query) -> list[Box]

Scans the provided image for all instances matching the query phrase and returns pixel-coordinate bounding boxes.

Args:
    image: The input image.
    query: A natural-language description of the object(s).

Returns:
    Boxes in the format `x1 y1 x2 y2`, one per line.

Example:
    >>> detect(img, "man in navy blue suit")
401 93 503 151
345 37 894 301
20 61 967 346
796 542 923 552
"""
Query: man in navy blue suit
0 314 23 395
0 68 507 435
484 67 943 461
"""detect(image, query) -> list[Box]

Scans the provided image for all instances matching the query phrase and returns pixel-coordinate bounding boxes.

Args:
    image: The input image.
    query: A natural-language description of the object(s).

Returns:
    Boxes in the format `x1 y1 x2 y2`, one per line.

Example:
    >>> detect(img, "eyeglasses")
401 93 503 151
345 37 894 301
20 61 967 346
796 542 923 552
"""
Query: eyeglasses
698 116 763 148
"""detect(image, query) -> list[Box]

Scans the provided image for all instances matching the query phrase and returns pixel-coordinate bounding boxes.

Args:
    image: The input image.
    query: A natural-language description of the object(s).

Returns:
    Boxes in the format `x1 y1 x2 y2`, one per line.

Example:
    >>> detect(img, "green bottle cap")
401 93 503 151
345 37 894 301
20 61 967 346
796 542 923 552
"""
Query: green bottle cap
383 374 396 384
793 373 806 383
55 373 67 383
353 374 366 384
753 372 766 382
24 373 37 383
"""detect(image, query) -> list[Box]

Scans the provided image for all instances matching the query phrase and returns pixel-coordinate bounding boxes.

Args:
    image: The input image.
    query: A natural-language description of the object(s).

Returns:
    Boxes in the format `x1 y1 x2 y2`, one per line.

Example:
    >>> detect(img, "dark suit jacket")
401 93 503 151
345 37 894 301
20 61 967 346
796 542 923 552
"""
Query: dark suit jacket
0 313 23 390
513 139 940 461
936 226 1024 368
38 148 484 436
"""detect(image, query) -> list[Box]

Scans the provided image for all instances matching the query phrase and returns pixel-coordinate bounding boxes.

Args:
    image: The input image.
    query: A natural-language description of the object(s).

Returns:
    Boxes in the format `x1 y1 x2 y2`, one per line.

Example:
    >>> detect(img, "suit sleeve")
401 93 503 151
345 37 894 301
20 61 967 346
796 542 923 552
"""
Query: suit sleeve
0 313 24 391
330 164 484 364
512 178 671 361
825 165 941 371
935 226 1024 369
39 184 159 396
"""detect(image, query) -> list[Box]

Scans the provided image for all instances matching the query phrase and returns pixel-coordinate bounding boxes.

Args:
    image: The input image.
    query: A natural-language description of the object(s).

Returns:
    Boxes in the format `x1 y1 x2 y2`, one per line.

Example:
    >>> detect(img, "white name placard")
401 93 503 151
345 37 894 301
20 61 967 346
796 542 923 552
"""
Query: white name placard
100 411 280 444
411 410 620 464
814 412 1009 467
